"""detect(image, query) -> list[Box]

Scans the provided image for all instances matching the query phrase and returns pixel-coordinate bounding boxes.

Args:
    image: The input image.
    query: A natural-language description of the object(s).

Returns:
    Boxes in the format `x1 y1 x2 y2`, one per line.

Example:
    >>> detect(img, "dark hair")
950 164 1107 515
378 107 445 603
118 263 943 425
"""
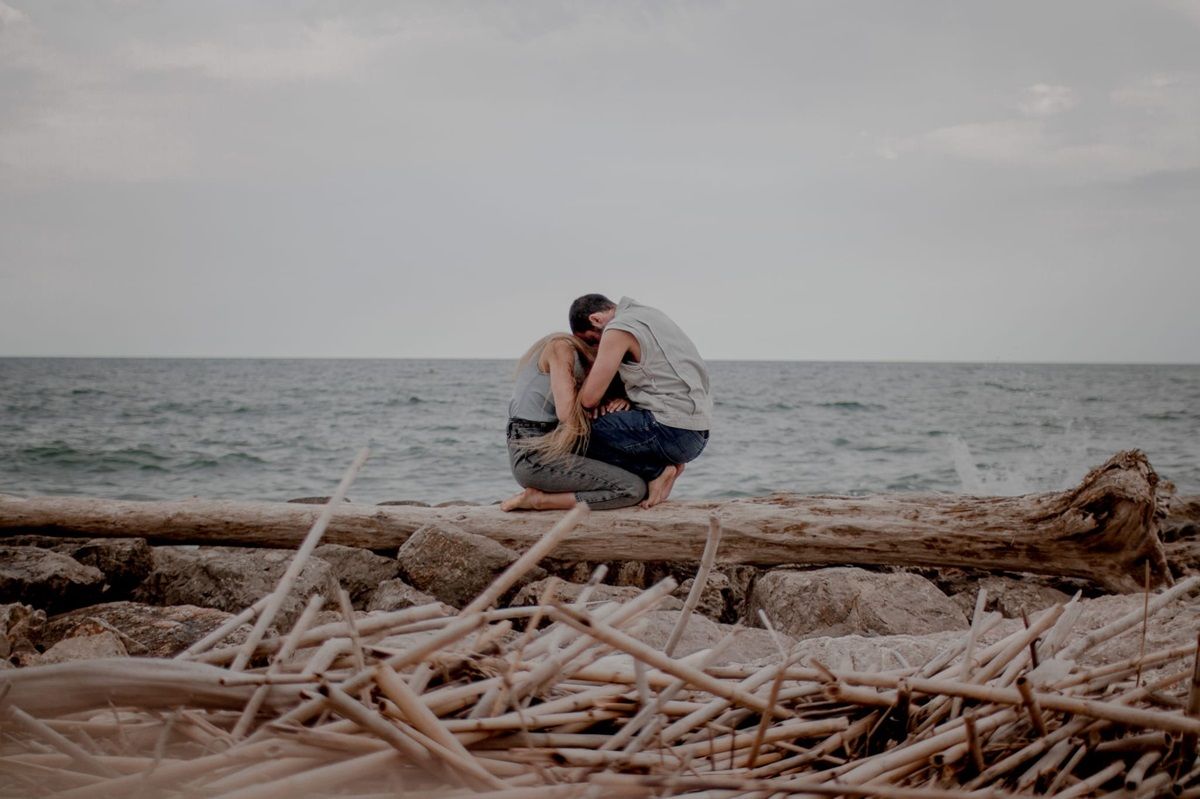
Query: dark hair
568 294 616 334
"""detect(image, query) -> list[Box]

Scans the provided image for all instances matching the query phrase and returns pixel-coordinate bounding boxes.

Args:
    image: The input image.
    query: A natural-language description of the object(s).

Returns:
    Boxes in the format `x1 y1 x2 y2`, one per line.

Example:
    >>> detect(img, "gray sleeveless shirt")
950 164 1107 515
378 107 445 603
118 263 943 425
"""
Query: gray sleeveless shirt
607 297 712 431
507 347 584 423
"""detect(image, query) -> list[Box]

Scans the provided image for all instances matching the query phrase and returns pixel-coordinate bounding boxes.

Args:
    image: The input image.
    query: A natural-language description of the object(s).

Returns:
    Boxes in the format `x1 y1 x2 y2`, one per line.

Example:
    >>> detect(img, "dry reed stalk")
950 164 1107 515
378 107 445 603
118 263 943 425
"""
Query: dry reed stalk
191 755 337 794
1044 741 1089 795
1124 748 1163 789
665 514 722 657
1015 674 1049 736
334 586 367 679
231 447 369 672
588 770 1024 799
209 748 405 799
1051 760 1126 799
48 738 285 799
250 611 488 739
1060 575 1200 662
177 596 270 660
507 579 679 704
194 603 448 666
320 683 474 785
951 588 989 720
232 593 326 740
962 711 984 774
1179 631 1200 777
372 663 507 786
1 659 306 719
1057 642 1196 692
1015 736 1074 791
547 602 786 718
746 653 793 769
1 703 121 778
836 707 1020 785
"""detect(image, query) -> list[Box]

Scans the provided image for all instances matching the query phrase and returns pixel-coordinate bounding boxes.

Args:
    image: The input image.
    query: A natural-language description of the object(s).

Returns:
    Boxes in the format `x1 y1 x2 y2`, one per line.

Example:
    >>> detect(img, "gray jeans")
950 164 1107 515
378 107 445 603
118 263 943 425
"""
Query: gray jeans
507 419 646 510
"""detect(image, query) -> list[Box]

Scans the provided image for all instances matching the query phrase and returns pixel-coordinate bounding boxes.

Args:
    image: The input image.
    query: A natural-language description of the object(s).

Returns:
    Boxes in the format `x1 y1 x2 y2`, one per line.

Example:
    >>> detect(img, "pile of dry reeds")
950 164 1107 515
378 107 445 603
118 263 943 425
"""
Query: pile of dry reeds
3 455 1200 798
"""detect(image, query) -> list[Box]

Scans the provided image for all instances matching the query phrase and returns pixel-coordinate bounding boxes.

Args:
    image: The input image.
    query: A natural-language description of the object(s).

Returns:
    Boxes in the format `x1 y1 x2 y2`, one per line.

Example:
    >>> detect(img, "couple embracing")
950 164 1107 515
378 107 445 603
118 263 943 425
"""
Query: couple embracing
502 294 712 512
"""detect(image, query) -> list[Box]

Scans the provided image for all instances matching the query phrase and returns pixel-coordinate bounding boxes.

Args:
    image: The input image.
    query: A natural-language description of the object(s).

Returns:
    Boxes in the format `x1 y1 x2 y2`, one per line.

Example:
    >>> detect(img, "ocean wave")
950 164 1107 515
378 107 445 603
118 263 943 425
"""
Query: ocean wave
180 452 268 470
982 381 1030 393
817 401 885 412
1140 410 1195 421
17 443 171 472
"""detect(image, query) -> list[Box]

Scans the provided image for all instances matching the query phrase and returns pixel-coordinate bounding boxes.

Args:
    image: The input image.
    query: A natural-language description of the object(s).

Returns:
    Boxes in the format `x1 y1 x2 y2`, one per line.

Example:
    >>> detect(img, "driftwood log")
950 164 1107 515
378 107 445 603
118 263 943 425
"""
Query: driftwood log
0 451 1171 592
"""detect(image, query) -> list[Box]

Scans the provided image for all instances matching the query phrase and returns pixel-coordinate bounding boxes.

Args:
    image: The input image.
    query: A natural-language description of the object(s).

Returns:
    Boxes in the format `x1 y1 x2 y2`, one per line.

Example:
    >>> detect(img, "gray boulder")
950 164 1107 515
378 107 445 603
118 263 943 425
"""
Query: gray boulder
67 538 154 597
42 601 252 658
313 544 403 606
951 576 1072 620
32 631 128 665
674 571 734 621
747 567 968 640
1 602 46 662
133 546 333 628
0 546 105 613
397 523 544 608
366 579 443 612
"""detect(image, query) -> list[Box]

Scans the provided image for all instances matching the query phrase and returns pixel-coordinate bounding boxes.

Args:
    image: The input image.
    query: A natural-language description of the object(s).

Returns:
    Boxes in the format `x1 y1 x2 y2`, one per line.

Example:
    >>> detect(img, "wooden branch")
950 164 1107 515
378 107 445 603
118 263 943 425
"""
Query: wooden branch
0 450 1170 591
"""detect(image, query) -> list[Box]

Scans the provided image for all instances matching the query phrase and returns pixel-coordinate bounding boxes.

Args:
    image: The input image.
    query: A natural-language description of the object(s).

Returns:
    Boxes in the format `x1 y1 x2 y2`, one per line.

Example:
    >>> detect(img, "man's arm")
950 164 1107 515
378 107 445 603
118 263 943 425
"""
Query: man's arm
578 329 637 409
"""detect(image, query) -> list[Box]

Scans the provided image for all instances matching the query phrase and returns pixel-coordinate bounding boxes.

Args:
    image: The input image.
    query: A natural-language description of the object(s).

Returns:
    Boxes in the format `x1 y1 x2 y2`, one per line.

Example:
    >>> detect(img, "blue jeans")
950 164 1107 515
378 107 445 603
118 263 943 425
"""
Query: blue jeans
586 409 709 482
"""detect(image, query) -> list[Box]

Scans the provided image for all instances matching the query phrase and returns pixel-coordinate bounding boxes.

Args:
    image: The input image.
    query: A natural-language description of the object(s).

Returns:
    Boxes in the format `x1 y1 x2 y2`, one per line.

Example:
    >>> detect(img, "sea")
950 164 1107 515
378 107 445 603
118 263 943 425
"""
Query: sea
1 358 1197 505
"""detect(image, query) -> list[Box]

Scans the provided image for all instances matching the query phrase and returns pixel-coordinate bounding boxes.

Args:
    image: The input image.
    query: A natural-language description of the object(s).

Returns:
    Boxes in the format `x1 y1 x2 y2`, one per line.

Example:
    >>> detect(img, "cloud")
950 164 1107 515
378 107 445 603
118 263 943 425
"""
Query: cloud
1018 83 1079 116
1110 73 1185 109
124 18 389 85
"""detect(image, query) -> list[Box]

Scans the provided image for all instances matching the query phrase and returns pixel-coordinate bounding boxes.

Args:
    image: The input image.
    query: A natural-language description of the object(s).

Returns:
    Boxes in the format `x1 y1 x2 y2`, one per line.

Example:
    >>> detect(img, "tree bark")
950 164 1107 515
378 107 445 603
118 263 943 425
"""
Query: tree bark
0 451 1169 593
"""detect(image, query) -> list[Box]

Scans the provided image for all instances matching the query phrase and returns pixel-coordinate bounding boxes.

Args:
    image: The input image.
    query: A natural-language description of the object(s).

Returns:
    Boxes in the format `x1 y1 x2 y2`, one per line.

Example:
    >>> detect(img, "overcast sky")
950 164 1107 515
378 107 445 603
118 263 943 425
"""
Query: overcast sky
1 1 1198 362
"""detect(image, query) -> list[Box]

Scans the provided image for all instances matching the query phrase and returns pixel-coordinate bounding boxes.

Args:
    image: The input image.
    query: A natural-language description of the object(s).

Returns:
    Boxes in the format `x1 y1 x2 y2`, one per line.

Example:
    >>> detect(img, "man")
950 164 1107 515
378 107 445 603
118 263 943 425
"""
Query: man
569 294 712 508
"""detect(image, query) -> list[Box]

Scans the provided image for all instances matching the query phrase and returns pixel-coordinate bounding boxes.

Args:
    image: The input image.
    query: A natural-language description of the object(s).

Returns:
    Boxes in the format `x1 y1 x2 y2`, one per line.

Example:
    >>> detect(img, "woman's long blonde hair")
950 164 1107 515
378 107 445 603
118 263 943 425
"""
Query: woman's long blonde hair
513 333 595 460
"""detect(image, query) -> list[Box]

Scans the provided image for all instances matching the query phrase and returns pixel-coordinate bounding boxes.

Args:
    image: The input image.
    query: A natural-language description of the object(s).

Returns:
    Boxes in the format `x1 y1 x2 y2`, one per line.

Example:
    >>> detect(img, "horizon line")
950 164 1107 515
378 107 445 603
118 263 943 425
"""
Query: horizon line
2 354 1198 367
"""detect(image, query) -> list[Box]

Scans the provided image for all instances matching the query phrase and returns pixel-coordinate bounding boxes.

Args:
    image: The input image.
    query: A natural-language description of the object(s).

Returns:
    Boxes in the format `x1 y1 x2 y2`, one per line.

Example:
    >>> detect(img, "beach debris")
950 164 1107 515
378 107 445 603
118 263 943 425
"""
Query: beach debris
0 450 1173 592
2 492 1199 797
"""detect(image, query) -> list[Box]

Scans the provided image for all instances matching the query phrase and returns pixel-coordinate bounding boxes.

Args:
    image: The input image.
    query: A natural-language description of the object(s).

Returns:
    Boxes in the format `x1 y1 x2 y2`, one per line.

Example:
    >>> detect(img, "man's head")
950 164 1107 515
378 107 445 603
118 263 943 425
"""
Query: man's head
568 294 617 345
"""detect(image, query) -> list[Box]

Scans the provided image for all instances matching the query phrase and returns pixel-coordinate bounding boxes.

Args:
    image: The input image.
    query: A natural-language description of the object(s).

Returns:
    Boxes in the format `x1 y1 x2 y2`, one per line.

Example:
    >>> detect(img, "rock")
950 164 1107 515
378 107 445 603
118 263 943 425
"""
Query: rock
33 631 128 665
433 500 478 507
513 578 683 610
951 576 1072 620
287 496 353 504
614 562 646 587
133 546 334 628
41 601 251 658
1 602 46 662
627 610 795 665
366 579 444 612
67 538 154 597
674 572 733 621
313 544 403 606
397 523 544 609
0 546 105 613
746 567 968 640
377 500 431 507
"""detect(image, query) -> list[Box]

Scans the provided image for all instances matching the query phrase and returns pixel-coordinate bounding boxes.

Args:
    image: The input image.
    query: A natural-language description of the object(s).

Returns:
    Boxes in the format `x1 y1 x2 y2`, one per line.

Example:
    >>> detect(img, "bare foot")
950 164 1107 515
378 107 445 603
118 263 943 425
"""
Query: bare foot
501 487 539 511
641 463 684 509
502 487 578 511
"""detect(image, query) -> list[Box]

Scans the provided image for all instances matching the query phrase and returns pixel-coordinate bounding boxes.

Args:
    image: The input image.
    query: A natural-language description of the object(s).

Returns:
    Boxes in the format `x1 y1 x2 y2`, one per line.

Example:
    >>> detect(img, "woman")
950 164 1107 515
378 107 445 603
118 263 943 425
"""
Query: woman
500 333 646 511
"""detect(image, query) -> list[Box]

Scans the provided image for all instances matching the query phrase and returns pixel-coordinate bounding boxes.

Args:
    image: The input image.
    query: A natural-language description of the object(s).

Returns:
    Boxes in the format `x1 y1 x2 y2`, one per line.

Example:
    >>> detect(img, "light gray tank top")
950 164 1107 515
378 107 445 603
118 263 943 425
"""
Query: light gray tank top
507 347 584 423
607 297 712 431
